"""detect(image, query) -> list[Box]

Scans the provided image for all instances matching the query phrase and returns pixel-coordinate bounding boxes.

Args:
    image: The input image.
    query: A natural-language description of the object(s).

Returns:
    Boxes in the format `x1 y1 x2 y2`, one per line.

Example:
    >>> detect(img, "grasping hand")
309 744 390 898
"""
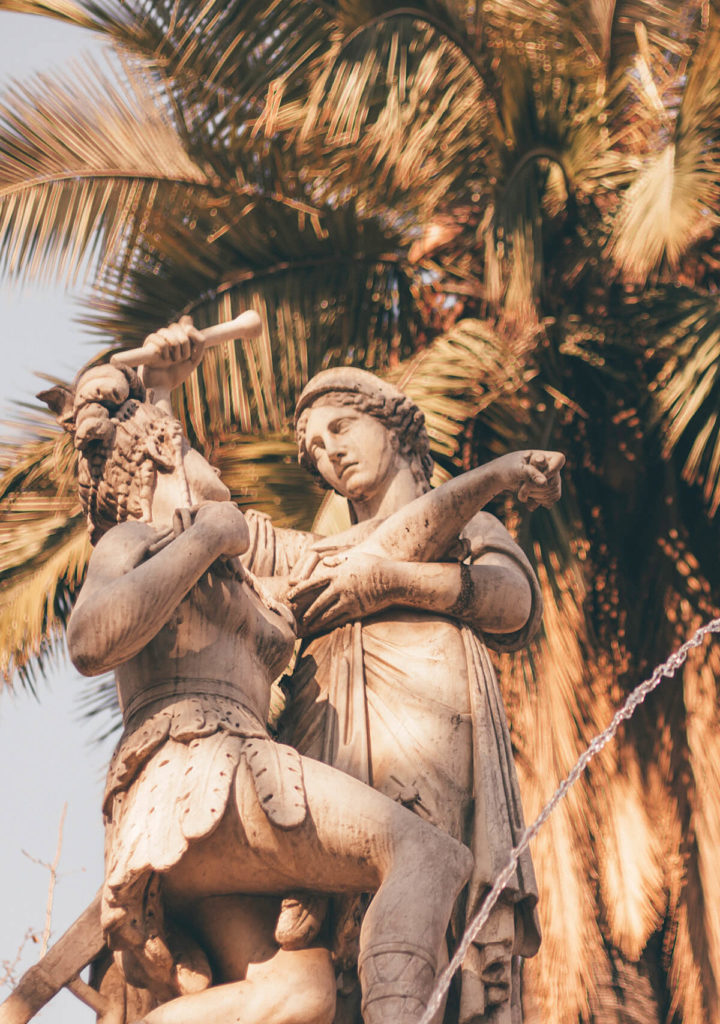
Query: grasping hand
517 450 564 510
192 501 251 558
132 508 202 563
138 315 206 393
497 450 565 511
119 524 177 567
287 550 403 634
143 502 250 563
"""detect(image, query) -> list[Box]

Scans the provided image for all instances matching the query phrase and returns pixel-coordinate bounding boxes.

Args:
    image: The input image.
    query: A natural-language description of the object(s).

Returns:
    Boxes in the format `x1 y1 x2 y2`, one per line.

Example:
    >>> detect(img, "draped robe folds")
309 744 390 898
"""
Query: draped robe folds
243 509 542 1023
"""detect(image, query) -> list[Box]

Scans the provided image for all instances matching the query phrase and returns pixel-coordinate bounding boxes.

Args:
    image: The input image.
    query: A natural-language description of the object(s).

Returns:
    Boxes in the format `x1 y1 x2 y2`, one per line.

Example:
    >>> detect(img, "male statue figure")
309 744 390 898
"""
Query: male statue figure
32 356 474 1024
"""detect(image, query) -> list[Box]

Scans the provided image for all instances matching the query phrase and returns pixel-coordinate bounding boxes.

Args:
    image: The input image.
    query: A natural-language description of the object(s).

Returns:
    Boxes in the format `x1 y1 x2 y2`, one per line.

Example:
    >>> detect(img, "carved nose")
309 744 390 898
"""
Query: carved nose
325 438 344 459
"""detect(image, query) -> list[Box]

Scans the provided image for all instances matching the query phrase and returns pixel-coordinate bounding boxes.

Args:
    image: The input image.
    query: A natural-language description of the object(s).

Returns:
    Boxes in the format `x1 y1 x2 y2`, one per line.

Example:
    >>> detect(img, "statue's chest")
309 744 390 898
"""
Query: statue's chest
143 571 293 676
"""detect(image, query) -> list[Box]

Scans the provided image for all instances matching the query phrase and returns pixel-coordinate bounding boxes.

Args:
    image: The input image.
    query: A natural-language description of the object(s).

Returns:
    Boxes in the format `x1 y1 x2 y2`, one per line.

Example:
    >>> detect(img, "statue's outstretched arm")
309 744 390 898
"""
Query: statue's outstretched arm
287 453 562 635
353 449 564 564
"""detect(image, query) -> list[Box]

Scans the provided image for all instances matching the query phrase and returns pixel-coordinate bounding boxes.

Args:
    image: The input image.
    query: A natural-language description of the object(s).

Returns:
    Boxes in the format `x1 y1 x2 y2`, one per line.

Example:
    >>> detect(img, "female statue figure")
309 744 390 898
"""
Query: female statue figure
38 358 474 1024
263 368 558 1024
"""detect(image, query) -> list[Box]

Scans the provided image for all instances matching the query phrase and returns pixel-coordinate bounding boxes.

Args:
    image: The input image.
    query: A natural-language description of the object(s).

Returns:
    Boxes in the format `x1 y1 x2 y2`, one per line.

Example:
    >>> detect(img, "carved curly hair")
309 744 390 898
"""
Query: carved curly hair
295 388 434 492
42 364 189 545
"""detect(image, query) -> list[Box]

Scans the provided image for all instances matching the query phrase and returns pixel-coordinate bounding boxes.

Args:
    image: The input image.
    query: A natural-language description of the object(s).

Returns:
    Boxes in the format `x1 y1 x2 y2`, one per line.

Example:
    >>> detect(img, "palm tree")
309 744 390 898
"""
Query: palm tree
2 1 720 1021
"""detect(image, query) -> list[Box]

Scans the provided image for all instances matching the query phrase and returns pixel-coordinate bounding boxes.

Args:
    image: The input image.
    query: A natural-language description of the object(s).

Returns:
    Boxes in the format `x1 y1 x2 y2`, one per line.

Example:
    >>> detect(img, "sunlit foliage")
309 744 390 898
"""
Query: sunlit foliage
1 1 720 1019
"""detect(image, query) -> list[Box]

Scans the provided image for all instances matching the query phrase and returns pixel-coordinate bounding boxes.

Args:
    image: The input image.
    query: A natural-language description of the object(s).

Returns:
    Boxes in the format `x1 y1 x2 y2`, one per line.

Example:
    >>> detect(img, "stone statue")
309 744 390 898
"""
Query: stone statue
2 316 562 1024
32 353 474 1024
255 370 560 1024
134 322 563 1024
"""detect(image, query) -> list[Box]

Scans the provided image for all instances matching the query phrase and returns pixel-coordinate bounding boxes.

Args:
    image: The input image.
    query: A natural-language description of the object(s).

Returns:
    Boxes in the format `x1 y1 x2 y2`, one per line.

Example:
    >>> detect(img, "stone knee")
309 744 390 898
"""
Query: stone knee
247 946 337 1024
357 827 472 1024
395 822 473 897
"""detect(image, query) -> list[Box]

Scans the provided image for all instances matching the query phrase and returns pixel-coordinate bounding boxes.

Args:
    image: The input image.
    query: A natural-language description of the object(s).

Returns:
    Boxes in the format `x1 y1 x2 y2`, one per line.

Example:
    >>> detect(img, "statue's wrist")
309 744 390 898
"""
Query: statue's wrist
493 454 518 492
384 560 411 604
192 519 230 558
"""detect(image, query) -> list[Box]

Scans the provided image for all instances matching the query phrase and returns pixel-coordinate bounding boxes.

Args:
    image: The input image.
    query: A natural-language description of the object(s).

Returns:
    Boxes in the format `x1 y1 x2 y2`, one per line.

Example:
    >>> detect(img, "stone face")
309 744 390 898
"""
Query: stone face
8 323 564 1024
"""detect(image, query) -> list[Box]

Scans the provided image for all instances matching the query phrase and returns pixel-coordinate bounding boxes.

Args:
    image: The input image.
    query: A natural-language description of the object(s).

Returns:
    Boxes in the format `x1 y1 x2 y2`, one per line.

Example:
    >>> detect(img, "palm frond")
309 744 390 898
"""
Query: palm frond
214 432 325 531
0 412 88 687
0 0 335 117
508 555 607 1021
608 20 720 283
0 497 88 685
0 0 133 35
0 55 208 286
481 0 701 75
597 760 665 961
271 17 494 227
386 317 539 463
641 288 720 516
663 642 720 1021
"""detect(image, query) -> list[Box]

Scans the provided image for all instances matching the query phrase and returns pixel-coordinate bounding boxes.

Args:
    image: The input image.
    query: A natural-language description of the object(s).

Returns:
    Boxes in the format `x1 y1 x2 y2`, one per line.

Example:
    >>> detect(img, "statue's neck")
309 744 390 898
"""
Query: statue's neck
349 464 425 522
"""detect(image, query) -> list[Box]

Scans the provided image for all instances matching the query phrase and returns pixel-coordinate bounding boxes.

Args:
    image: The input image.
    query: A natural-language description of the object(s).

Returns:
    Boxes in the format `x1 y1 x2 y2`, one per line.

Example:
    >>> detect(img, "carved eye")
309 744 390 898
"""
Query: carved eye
333 417 355 434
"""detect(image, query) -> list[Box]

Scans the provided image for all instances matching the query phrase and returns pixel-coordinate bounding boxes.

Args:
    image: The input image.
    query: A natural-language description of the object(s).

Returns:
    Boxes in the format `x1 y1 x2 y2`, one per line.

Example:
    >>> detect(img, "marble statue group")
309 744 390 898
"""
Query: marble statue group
7 313 564 1024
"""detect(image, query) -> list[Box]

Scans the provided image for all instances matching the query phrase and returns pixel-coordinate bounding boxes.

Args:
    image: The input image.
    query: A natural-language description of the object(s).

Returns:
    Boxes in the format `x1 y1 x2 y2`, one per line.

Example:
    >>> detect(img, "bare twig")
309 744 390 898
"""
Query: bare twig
21 803 68 958
0 930 36 991
41 804 67 957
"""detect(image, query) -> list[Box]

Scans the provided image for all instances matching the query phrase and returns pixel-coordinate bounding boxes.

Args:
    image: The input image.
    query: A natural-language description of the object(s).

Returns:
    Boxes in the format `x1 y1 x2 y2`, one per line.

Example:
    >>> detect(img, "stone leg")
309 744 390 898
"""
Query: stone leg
161 754 473 1024
137 949 336 1024
131 895 335 1024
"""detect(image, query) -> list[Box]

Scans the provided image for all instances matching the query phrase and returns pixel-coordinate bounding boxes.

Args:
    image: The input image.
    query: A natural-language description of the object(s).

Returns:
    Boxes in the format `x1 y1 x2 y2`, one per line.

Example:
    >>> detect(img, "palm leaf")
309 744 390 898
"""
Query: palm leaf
0 0 135 35
608 18 720 283
0 56 208 286
638 288 720 516
596 759 665 961
646 630 720 1023
277 12 630 327
0 513 88 685
0 0 335 111
0 412 87 686
386 316 539 462
481 0 700 74
273 17 494 227
674 643 720 1021
214 432 325 531
507 554 608 1021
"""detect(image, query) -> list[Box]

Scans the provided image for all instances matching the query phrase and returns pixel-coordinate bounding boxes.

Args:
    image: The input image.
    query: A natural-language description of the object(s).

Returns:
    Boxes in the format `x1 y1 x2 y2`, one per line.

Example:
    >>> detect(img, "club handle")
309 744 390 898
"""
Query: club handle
110 310 262 368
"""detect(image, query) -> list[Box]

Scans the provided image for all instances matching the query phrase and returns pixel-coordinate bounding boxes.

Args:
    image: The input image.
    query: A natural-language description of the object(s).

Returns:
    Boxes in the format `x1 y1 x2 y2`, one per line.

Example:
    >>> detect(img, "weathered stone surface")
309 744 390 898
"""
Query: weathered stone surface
6 319 563 1024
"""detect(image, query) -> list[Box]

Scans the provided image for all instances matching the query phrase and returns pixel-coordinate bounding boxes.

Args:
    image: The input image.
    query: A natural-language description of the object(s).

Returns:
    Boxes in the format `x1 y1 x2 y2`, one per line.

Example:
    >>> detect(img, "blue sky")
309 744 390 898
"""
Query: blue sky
0 13 121 1021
